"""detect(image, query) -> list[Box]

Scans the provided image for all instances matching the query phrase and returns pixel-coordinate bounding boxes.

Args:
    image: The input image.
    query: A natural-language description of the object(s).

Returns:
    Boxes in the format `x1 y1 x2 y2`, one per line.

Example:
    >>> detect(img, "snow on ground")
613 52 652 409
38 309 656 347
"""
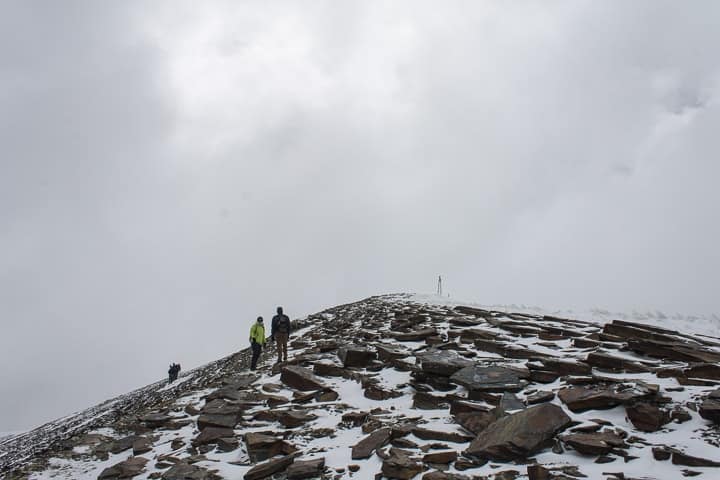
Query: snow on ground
408 293 720 338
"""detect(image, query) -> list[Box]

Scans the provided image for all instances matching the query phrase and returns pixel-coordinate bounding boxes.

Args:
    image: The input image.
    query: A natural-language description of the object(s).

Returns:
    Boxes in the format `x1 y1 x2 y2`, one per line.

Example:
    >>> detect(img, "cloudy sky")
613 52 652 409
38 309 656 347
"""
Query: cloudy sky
2 0 720 431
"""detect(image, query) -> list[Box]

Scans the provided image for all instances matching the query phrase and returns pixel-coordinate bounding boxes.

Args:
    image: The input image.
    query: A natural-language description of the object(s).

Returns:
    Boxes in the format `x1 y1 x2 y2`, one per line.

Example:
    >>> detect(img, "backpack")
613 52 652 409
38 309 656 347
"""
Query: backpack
276 316 290 334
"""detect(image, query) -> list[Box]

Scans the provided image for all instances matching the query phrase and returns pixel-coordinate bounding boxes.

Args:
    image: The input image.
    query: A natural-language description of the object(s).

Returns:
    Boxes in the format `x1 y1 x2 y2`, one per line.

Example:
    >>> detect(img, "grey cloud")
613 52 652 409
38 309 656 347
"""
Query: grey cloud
2 1 720 431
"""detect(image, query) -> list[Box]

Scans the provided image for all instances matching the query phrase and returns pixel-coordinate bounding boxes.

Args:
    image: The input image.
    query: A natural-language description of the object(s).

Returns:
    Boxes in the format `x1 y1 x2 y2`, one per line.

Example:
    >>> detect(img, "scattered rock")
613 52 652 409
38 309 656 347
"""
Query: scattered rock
672 451 720 467
561 431 627 455
450 366 526 394
464 403 572 461
98 457 149 479
422 451 457 464
338 347 377 368
382 449 424 480
244 454 296 480
558 384 653 412
245 433 296 462
281 366 327 391
412 428 474 444
286 458 325 479
132 436 153 455
351 428 391 460
526 391 554 405
625 403 670 432
193 427 235 446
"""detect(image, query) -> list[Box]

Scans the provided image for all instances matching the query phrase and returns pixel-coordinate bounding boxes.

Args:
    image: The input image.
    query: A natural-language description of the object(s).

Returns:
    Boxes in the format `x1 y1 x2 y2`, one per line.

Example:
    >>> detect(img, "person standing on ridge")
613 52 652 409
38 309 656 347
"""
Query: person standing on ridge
249 316 266 371
271 306 291 364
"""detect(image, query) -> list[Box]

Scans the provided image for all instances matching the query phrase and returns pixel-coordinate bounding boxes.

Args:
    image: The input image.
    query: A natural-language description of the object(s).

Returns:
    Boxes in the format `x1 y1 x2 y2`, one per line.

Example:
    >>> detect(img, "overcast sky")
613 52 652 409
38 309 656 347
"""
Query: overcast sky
2 0 720 432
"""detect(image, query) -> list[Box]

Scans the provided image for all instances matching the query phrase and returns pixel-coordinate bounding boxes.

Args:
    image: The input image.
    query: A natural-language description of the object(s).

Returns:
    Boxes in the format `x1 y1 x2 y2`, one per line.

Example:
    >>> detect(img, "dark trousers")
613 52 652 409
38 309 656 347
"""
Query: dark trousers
251 342 262 370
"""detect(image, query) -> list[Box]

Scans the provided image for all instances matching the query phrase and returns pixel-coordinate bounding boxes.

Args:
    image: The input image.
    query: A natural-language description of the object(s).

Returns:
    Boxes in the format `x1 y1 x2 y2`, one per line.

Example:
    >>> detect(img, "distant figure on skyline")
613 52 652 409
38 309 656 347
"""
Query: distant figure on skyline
271 306 291 364
249 316 266 370
168 363 181 383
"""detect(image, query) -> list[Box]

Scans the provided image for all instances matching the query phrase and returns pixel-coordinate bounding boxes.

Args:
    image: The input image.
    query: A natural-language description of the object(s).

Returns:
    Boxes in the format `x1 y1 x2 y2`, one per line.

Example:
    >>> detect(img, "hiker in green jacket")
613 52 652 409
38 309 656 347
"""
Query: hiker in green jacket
249 317 266 370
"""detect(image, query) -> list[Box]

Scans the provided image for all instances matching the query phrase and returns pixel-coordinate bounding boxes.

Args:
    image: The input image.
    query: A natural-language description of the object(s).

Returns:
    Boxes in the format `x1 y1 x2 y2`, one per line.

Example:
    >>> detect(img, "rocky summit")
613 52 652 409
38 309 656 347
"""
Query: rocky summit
2 294 720 480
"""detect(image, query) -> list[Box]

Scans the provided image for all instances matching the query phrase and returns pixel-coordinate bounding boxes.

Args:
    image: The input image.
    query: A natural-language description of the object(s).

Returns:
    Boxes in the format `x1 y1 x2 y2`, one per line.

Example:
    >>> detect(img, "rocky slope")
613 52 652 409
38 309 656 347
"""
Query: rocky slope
2 294 720 480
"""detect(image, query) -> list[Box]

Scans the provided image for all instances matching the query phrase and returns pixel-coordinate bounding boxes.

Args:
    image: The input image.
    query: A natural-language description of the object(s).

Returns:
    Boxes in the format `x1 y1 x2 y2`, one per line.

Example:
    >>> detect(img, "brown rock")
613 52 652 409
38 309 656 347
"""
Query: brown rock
625 403 670 432
98 457 149 479
338 347 377 367
281 366 327 391
526 465 550 480
382 450 423 480
561 431 627 455
244 454 296 480
464 403 572 461
422 451 457 464
245 432 296 462
699 391 720 424
672 451 720 467
450 366 526 394
193 427 235 446
286 458 325 479
454 411 494 435
132 436 153 455
557 385 652 412
418 351 473 377
161 462 221 480
351 428 391 460
526 391 554 405
413 392 449 410
412 428 473 444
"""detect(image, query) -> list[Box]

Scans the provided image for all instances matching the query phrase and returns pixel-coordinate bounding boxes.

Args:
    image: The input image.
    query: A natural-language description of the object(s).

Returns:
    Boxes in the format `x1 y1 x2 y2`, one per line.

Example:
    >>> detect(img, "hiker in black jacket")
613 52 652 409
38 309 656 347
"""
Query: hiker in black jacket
271 306 291 363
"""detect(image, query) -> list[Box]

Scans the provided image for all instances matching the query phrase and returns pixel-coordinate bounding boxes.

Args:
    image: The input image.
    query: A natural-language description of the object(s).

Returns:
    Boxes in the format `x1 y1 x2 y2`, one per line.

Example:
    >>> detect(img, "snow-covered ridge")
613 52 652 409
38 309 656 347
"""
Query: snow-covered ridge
408 293 720 339
2 294 719 480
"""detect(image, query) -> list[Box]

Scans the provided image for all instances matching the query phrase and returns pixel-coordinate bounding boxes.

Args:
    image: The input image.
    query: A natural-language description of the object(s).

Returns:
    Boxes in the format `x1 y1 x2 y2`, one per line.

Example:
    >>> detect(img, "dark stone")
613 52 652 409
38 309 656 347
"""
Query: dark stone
450 366 525 393
526 391 554 405
351 428 391 460
535 358 592 376
245 432 296 462
584 352 650 373
653 446 672 461
422 451 457 464
625 403 670 432
699 392 720 424
338 347 377 368
281 366 327 391
342 411 369 426
98 457 148 479
557 385 652 412
672 451 720 467
526 465 550 480
197 414 238 430
193 427 235 446
454 411 495 435
561 431 627 455
413 392 449 410
418 351 473 377
392 328 438 342
412 428 474 444
244 454 296 480
464 403 572 461
286 458 325 479
132 437 153 455
382 449 423 480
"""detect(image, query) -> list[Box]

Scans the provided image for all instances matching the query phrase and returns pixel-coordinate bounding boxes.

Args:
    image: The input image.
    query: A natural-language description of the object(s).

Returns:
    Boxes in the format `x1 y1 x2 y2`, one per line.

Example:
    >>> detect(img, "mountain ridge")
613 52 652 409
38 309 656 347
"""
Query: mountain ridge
3 293 720 480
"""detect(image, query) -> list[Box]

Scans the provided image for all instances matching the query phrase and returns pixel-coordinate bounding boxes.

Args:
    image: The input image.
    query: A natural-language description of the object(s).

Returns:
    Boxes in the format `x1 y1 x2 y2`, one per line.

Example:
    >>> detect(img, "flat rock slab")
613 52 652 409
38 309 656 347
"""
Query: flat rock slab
451 366 525 393
412 428 474 444
382 450 424 480
281 366 327 391
193 427 235 446
244 455 296 480
197 413 238 430
162 462 221 480
465 403 572 461
625 403 670 432
561 431 627 455
418 351 474 377
557 385 652 412
526 391 555 405
672 451 720 467
699 393 720 424
392 328 438 342
286 457 326 479
351 427 391 459
338 346 377 368
98 457 148 479
454 411 495 435
245 432 296 462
